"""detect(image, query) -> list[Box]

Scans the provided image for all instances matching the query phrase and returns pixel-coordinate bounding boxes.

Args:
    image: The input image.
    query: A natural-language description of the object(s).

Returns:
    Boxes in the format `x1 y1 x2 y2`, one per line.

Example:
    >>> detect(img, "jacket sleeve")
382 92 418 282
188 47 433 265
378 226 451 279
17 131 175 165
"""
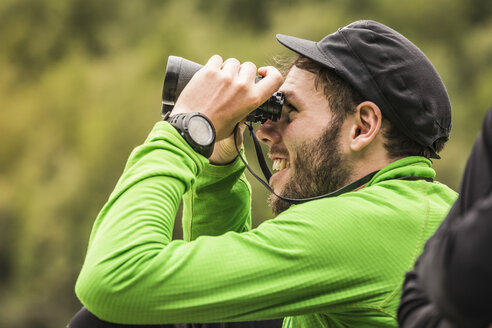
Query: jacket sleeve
181 151 252 241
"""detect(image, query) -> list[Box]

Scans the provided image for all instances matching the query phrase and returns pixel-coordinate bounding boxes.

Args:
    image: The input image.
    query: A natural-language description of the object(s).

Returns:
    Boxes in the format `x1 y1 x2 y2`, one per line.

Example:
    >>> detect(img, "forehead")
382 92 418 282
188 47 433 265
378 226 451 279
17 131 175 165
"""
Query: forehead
280 66 317 95
279 66 330 111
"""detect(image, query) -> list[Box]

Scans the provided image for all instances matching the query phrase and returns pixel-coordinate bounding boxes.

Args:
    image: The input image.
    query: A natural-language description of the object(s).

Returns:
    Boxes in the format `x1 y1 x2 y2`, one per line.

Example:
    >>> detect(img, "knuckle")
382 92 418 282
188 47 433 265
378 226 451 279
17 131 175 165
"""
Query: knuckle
242 61 256 69
202 67 219 79
236 80 248 91
277 70 284 80
224 58 240 67
272 70 284 84
222 74 233 85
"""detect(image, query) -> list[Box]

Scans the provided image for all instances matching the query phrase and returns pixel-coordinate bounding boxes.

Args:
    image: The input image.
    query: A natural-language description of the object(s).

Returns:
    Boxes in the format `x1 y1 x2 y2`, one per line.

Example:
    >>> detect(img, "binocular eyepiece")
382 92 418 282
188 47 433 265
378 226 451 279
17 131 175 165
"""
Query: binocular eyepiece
161 56 284 123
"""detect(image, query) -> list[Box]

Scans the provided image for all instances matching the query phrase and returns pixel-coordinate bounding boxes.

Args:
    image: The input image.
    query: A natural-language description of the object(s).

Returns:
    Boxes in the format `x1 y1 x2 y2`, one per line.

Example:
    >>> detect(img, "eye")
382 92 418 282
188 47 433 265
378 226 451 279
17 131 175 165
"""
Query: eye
283 102 298 122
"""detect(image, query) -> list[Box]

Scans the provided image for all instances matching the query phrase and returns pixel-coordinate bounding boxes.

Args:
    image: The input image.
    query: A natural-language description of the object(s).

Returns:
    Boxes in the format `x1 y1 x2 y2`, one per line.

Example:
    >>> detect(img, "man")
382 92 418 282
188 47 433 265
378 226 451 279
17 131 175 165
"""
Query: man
398 106 492 328
73 20 456 327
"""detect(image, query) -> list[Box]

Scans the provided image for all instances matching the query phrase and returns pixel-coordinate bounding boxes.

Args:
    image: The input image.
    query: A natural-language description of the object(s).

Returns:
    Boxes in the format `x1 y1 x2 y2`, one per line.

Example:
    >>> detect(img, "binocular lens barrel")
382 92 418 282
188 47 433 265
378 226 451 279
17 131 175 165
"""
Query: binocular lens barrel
161 56 283 123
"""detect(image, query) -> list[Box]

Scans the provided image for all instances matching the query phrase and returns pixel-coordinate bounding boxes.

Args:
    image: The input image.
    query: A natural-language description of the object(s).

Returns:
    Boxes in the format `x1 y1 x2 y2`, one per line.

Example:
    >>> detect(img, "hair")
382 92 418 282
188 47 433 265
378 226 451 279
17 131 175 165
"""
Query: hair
381 119 447 159
284 55 447 159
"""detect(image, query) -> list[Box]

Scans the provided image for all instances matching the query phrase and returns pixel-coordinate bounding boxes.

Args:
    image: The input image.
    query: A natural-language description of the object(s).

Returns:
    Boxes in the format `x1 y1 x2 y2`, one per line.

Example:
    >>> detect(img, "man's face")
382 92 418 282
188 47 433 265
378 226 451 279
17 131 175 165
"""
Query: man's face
256 66 353 214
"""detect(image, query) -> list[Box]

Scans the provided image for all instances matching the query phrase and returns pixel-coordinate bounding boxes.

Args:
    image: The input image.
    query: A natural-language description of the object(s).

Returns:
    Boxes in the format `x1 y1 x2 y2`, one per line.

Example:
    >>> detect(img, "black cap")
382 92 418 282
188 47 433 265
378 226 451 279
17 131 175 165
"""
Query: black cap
276 20 451 158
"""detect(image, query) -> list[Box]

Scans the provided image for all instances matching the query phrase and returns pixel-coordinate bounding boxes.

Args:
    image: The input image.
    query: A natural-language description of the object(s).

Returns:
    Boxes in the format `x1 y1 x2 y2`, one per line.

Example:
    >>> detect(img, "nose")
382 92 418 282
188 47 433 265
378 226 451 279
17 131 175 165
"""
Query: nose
256 120 282 146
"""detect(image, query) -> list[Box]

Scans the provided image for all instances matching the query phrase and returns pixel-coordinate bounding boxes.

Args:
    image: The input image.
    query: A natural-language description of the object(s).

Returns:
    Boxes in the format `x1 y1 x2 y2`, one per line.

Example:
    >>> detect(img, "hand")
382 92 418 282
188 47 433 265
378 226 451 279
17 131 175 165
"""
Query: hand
171 55 283 141
208 122 246 165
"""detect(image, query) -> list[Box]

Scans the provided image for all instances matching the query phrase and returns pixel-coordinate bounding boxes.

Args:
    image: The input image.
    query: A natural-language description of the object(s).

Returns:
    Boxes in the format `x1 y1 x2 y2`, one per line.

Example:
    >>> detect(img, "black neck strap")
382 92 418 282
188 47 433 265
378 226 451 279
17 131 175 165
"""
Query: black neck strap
396 176 434 182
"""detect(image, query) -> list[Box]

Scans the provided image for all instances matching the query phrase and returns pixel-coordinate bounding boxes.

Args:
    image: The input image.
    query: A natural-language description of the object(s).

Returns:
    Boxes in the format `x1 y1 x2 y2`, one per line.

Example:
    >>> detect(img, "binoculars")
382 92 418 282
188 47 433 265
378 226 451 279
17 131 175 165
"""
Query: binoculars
161 56 284 123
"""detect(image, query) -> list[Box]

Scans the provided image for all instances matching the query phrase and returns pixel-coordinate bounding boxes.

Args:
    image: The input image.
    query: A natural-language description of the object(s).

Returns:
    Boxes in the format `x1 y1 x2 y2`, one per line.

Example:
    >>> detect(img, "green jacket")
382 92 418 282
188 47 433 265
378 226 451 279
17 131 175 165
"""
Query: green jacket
75 122 457 327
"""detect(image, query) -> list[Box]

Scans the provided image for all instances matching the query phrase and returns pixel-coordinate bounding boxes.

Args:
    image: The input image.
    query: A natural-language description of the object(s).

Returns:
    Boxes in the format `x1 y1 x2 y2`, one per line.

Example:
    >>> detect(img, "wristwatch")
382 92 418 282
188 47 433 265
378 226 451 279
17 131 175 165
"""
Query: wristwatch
163 112 216 158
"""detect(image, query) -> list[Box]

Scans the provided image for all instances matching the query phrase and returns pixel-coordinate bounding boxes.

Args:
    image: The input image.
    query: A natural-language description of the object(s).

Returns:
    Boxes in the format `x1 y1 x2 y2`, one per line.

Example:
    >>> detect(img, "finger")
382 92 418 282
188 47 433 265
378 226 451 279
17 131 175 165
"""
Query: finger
238 61 257 82
257 65 281 78
255 66 284 97
221 57 241 76
205 54 223 69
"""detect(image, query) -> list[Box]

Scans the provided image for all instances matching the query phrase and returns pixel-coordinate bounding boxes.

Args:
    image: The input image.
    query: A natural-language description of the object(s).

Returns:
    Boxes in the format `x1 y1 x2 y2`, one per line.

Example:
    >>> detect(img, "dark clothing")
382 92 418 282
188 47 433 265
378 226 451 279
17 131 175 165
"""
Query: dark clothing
398 108 492 327
68 307 283 328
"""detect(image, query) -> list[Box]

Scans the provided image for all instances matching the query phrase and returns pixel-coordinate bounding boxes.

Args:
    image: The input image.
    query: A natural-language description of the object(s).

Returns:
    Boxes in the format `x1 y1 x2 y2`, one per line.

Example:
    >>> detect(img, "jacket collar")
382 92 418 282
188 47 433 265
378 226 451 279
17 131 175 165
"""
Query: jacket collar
366 156 435 187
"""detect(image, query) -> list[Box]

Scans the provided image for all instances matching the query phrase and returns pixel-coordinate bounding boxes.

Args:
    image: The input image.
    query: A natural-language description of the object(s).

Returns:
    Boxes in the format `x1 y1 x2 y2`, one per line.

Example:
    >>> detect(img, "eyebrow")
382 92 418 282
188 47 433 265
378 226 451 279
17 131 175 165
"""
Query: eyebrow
281 90 300 105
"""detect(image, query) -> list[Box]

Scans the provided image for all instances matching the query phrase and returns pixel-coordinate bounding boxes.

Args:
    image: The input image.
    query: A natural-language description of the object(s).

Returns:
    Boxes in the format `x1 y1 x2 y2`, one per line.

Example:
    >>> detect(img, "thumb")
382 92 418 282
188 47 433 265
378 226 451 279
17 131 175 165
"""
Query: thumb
255 66 284 99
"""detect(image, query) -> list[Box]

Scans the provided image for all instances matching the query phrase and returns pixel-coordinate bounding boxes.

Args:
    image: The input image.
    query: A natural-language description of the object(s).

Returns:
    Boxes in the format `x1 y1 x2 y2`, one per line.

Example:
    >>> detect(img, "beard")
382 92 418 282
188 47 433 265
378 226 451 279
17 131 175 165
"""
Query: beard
268 120 353 215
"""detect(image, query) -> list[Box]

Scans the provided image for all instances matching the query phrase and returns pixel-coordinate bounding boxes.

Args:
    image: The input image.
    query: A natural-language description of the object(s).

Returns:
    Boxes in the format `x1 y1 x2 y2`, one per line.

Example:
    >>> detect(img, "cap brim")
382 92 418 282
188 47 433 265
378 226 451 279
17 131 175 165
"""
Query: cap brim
276 34 336 70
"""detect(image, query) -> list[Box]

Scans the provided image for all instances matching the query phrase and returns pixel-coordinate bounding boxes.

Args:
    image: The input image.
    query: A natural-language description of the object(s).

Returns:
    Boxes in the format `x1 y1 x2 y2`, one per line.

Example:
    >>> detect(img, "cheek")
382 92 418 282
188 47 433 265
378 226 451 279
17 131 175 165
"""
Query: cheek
284 134 302 158
283 122 306 148
284 128 317 157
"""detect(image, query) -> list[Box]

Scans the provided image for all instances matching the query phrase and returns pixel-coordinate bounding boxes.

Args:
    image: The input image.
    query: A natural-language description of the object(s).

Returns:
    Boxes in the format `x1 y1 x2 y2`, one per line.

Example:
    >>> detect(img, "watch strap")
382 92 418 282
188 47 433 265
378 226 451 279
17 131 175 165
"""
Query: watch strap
163 112 215 158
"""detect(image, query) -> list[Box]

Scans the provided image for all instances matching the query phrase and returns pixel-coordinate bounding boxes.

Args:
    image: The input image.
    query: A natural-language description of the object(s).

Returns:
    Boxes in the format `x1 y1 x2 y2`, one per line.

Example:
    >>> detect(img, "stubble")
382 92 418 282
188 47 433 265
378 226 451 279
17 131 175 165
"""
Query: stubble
268 120 353 215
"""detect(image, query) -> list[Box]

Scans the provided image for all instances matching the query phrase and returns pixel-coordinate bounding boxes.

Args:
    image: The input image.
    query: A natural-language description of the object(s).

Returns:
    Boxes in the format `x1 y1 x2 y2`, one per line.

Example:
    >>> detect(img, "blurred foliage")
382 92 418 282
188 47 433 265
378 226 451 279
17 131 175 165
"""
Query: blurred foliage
0 0 491 326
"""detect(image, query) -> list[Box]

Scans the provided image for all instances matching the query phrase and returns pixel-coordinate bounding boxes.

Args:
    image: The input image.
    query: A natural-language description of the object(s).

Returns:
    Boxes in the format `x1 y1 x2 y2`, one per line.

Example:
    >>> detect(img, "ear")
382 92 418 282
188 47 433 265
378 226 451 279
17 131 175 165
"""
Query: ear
349 101 383 152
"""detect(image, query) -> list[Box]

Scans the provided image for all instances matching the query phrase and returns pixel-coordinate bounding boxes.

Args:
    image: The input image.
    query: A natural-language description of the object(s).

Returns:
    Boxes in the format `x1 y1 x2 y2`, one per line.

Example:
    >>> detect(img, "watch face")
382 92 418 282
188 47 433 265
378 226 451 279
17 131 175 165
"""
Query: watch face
188 115 214 146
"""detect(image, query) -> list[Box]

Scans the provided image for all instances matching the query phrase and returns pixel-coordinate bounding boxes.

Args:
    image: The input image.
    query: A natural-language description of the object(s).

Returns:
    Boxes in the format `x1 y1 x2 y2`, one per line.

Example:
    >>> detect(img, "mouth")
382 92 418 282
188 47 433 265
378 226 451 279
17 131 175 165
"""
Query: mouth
269 157 291 189
272 158 290 171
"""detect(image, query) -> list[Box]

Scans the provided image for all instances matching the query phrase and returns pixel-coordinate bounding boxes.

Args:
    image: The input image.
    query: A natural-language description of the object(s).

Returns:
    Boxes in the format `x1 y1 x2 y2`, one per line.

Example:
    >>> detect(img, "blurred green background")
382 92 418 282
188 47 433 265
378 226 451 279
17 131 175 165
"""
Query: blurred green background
0 0 491 326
